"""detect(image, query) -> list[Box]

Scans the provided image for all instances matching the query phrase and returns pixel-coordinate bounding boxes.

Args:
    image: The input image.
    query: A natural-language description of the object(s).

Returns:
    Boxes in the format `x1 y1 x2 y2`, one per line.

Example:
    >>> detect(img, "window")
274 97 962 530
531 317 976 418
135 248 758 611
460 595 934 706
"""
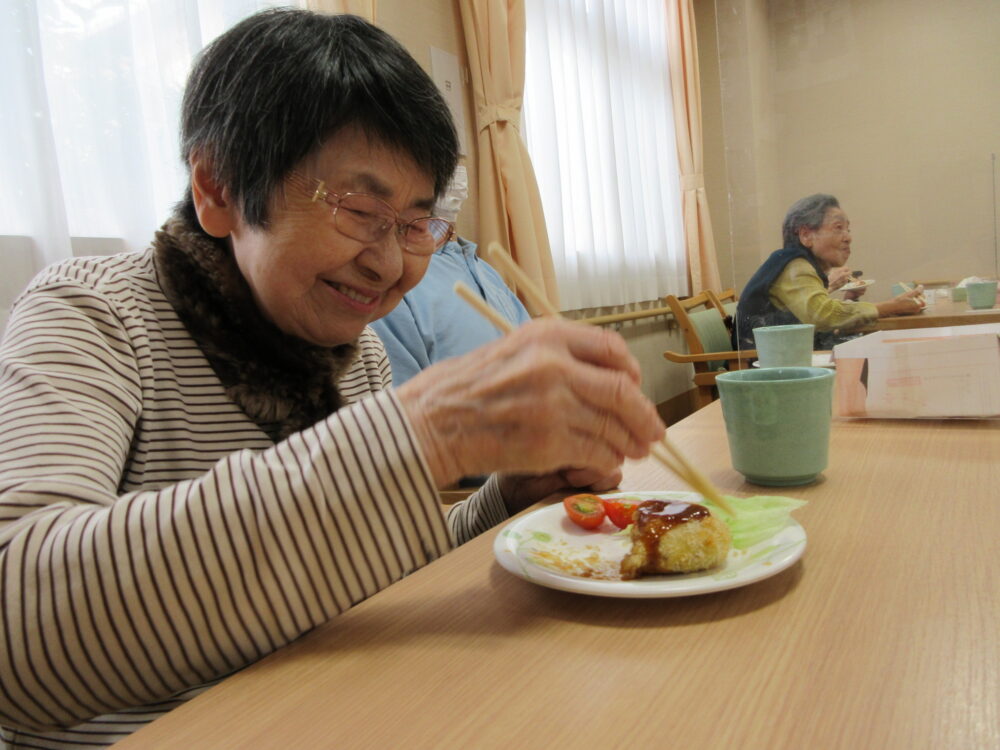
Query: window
0 1 298 268
523 0 687 311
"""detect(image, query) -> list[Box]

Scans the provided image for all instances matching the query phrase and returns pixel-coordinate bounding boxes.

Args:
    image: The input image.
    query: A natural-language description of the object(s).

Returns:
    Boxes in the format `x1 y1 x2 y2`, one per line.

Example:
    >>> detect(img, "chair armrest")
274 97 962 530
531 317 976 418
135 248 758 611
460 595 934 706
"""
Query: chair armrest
663 349 758 364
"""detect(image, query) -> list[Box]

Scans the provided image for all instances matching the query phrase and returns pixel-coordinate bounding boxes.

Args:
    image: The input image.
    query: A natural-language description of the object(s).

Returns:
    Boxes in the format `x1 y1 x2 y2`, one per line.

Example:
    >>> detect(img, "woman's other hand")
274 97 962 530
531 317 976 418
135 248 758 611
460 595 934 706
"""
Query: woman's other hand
876 286 925 317
496 466 623 515
397 318 666 488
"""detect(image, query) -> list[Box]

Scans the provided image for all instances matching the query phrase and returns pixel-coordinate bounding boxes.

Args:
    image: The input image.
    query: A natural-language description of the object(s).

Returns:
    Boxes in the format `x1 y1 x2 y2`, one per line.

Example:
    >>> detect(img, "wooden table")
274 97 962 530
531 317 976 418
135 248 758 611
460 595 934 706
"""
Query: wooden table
876 295 1000 329
115 404 1000 750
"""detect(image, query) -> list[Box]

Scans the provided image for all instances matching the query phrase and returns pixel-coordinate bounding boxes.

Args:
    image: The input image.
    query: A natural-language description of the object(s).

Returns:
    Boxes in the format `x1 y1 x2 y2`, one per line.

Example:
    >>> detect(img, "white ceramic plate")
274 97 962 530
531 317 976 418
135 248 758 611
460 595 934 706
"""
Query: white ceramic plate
493 491 806 598
840 278 874 292
752 353 834 368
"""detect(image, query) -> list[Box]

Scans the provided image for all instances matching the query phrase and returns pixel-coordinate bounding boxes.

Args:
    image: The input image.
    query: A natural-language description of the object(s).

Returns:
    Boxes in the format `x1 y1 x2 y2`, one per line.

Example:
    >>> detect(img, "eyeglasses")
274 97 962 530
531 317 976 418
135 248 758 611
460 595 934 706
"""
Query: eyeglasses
288 172 454 255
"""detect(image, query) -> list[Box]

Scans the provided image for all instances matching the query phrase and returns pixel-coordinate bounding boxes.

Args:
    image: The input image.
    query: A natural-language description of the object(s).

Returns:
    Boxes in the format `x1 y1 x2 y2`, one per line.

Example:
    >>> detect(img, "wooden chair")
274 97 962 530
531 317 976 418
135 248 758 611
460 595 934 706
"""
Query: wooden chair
662 291 757 410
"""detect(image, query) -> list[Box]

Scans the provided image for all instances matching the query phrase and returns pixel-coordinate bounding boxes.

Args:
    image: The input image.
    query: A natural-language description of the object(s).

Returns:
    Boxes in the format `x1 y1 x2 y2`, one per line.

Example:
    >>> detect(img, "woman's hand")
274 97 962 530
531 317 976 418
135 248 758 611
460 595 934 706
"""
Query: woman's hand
876 287 925 317
496 466 624 515
397 318 665 489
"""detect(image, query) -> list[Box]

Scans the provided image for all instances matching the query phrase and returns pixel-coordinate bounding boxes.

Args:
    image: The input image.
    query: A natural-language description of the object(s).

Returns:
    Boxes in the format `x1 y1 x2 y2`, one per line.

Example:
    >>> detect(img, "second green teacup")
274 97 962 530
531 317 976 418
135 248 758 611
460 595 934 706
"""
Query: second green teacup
716 367 834 486
752 323 815 368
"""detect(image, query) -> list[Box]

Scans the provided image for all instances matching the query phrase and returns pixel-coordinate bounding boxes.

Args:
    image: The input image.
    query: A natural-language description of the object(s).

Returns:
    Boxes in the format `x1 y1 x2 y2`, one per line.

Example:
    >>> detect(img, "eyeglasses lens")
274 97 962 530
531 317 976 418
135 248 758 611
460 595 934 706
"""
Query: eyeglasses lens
334 194 448 255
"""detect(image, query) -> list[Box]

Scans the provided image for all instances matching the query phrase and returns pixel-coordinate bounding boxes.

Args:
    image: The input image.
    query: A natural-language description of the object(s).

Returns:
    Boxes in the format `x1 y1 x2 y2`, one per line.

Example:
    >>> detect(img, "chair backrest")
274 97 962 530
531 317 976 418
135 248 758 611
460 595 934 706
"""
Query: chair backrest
689 309 733 356
705 288 737 342
664 292 731 371
707 288 737 316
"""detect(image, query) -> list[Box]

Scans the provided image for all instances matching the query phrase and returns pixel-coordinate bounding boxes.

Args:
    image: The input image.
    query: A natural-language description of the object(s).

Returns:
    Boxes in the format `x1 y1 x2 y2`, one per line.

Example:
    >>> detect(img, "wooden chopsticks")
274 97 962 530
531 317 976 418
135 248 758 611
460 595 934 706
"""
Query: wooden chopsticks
453 281 514 334
486 243 558 319
648 441 736 517
454 242 736 517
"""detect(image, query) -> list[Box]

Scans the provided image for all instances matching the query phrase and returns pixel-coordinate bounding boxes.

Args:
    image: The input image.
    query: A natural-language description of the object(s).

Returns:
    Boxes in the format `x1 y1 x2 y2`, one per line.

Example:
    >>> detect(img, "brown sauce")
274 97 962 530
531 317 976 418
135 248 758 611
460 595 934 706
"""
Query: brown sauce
634 500 709 559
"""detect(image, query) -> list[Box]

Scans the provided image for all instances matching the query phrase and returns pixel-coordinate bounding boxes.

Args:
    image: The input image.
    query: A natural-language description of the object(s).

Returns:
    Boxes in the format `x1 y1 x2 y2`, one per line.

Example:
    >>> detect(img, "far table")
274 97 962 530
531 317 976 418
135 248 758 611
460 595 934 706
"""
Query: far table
876 296 1000 329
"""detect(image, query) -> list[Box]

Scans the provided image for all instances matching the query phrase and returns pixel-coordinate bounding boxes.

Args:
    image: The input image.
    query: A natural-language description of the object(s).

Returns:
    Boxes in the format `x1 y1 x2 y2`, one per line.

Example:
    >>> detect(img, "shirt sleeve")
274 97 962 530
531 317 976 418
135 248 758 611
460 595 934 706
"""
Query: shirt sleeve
0 282 505 733
770 258 878 332
446 474 510 543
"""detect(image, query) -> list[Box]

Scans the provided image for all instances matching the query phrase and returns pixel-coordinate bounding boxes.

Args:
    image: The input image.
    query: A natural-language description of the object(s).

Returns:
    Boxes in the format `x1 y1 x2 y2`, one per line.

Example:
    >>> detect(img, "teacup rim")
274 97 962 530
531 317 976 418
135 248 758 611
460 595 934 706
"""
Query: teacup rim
716 366 834 384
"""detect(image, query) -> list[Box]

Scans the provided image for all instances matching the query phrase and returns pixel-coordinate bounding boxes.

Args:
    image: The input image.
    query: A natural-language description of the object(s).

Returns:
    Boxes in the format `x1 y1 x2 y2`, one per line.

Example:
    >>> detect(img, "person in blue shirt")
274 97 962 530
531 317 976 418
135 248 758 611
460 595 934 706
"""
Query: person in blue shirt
371 167 531 385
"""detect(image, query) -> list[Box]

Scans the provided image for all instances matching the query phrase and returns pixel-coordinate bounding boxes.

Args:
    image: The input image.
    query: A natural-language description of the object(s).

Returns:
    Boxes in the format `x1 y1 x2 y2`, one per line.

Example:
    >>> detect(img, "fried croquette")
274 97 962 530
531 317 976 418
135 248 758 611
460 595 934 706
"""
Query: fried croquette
619 500 731 579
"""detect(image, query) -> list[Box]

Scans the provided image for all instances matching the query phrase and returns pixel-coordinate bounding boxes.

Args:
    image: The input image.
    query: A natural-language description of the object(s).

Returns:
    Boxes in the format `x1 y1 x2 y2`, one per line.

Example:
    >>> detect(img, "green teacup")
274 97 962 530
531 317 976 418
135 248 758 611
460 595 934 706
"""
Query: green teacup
716 367 834 486
752 324 814 368
966 281 998 310
949 287 967 302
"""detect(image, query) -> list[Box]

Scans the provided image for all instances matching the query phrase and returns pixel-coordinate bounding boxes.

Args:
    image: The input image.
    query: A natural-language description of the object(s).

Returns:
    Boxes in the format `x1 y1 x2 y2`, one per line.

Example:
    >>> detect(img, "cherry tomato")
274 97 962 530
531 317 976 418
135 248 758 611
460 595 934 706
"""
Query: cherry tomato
601 496 644 530
562 494 606 530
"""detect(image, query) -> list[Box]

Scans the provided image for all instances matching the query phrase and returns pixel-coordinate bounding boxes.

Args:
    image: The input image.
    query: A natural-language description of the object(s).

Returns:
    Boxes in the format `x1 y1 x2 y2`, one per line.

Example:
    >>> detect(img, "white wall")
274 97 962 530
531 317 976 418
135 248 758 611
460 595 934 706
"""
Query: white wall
708 0 1000 300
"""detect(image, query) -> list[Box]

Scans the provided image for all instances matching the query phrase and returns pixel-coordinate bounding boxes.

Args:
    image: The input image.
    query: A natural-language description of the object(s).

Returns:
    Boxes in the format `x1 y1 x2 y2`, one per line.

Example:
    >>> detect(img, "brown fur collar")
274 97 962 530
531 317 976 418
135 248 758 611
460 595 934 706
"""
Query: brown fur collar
152 211 358 442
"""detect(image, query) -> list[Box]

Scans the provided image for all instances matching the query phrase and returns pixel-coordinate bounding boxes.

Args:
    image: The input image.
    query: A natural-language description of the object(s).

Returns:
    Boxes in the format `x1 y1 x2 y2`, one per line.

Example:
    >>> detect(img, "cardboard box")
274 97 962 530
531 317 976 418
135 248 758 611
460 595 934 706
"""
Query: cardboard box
833 323 1000 418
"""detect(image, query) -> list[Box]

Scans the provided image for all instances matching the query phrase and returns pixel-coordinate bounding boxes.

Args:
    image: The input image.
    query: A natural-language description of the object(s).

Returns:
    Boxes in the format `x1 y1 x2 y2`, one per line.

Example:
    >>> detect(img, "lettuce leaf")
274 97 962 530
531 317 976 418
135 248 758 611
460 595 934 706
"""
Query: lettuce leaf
701 494 807 550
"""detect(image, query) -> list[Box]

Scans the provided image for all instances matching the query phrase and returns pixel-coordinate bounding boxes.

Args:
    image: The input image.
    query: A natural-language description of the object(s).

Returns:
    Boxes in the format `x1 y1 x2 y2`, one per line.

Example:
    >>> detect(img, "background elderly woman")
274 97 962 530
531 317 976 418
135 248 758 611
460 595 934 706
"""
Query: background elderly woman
734 193 923 351
0 10 663 748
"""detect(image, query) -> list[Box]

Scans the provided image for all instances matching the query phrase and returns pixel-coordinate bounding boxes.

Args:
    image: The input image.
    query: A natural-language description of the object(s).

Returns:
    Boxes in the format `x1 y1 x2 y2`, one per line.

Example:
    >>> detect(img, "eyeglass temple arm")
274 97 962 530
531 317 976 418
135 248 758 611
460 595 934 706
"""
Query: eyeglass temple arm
310 180 327 203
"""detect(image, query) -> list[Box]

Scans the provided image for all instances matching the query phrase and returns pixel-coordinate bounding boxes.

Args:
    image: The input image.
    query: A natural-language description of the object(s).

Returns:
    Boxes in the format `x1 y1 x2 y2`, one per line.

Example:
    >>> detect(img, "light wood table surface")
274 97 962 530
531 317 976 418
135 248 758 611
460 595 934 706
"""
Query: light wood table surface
115 403 1000 750
876 295 1000 329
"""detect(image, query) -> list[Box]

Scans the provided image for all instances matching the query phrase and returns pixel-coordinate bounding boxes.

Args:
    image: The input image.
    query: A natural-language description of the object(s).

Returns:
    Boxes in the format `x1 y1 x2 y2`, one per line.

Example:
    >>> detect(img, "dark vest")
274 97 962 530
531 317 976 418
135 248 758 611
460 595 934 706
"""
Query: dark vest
734 243 828 350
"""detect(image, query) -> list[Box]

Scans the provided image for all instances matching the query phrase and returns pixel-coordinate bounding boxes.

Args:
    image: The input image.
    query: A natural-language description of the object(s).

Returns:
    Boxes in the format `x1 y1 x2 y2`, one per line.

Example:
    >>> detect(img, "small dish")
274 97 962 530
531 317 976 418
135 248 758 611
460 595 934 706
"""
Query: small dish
840 278 874 292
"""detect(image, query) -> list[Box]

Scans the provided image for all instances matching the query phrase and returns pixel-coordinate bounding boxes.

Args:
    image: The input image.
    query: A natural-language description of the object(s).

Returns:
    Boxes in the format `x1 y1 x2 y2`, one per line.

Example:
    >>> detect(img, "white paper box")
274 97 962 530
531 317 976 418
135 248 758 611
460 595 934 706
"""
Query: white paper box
832 323 1000 418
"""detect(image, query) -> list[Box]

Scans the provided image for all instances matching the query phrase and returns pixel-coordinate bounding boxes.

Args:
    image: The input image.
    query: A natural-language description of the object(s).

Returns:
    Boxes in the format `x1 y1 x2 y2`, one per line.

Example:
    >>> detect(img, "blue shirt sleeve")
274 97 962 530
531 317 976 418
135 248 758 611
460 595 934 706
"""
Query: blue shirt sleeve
467 248 532 327
369 296 429 385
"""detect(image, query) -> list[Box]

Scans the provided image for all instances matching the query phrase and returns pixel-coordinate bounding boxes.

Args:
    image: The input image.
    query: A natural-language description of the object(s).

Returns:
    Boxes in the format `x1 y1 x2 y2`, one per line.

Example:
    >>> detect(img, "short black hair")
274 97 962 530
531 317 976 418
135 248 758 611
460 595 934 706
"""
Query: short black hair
179 9 458 227
782 193 840 246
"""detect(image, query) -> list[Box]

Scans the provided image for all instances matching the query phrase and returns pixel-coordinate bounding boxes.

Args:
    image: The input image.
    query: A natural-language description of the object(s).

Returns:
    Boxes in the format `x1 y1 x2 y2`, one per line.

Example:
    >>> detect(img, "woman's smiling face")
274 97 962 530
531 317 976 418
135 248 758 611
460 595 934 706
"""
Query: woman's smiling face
227 126 437 347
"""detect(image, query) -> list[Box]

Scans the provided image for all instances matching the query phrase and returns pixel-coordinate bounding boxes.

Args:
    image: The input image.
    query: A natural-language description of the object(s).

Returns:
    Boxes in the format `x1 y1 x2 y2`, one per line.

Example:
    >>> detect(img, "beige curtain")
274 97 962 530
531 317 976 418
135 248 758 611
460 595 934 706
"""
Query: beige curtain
458 0 559 310
666 0 721 294
306 0 376 21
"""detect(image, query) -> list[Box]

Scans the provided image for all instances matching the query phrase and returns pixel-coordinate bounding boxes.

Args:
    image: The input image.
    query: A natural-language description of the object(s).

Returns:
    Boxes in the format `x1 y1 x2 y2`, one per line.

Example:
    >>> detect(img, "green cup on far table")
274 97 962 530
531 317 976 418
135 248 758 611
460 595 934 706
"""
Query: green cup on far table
752 323 814 368
965 280 998 310
716 367 834 487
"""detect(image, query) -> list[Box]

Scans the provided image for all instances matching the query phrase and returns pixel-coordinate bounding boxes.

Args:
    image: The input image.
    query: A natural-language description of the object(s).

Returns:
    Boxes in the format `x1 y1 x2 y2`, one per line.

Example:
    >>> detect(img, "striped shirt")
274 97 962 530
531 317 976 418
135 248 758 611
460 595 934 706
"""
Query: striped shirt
0 249 509 748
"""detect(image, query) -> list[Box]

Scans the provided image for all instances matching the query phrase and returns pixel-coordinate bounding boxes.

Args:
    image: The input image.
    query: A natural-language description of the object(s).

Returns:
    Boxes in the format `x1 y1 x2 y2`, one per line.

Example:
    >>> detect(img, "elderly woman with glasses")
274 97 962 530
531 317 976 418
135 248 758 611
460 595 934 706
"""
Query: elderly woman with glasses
734 193 924 351
0 10 664 748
